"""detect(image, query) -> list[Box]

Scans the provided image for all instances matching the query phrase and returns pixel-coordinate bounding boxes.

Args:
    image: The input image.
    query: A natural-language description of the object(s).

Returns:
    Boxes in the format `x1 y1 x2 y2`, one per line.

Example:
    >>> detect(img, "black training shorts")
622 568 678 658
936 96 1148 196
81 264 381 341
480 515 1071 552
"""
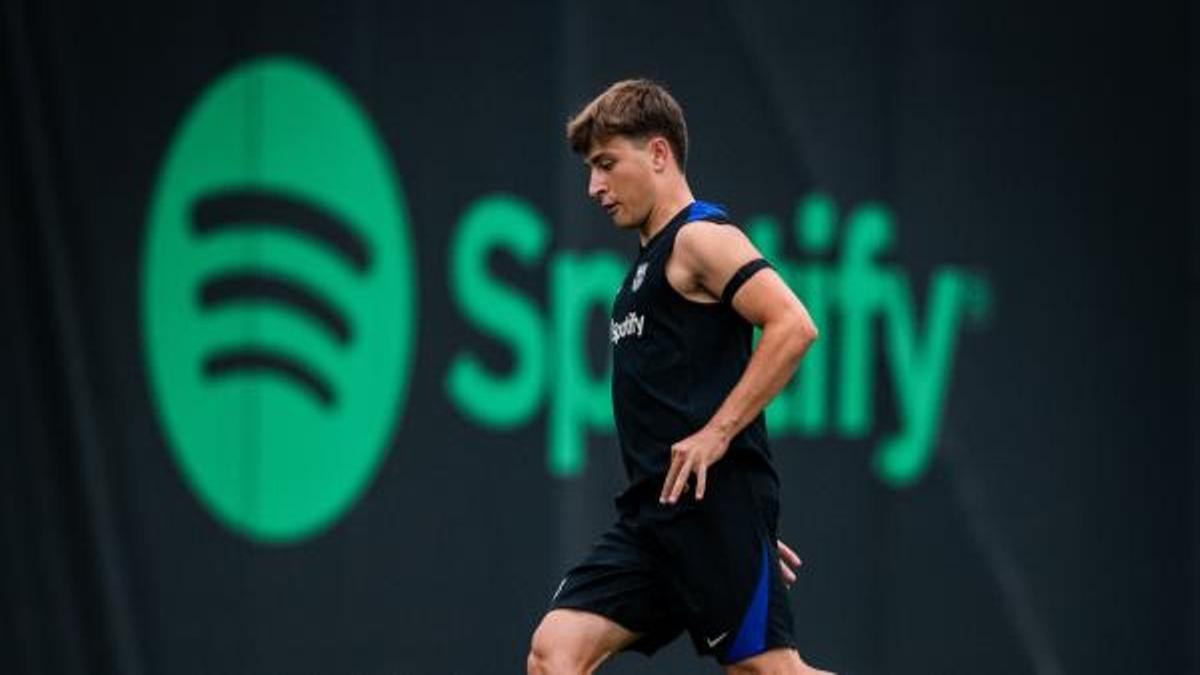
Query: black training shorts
548 453 796 665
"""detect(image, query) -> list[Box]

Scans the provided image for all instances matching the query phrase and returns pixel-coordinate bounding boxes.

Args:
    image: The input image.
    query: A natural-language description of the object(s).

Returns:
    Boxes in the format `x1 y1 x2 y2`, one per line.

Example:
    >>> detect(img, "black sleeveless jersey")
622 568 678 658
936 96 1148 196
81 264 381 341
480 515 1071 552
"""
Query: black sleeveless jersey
610 200 774 488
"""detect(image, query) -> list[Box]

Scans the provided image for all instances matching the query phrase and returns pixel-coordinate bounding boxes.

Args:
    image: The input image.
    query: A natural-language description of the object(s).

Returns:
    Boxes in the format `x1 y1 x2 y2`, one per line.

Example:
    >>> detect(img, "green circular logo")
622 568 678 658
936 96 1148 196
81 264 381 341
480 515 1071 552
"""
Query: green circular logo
142 56 415 543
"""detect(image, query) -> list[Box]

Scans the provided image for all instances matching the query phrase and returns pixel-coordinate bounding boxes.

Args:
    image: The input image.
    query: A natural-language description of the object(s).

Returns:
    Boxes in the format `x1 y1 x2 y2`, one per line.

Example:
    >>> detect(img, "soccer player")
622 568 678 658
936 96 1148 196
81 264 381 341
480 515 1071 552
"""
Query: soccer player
527 80 829 675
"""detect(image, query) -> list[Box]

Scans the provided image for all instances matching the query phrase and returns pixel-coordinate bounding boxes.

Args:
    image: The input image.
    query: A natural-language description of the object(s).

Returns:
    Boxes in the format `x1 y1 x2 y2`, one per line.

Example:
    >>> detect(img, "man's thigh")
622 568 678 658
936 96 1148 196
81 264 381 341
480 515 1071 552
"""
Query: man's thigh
530 608 640 670
548 516 687 657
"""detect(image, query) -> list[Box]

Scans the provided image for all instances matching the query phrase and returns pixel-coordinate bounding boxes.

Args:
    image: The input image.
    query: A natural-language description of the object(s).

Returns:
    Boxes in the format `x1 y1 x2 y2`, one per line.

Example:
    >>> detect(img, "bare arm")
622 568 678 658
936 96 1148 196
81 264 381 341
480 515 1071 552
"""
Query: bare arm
660 221 818 504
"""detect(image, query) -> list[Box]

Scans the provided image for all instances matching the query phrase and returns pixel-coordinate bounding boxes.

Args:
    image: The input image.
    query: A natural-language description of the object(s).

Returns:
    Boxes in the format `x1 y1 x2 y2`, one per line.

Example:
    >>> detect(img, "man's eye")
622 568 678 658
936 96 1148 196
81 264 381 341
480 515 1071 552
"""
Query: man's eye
600 160 615 170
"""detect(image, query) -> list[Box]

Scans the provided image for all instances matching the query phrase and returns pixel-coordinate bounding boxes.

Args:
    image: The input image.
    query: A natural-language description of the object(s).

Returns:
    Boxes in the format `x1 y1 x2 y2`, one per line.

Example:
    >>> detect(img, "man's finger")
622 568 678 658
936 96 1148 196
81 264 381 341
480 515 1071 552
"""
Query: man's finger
660 453 684 503
694 462 708 501
668 458 692 504
778 559 796 587
777 540 802 568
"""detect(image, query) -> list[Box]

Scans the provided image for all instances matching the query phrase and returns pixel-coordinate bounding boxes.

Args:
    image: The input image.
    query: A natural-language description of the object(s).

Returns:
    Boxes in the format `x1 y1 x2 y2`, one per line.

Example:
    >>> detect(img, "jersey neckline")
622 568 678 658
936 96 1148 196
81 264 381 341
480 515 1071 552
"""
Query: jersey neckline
639 200 727 253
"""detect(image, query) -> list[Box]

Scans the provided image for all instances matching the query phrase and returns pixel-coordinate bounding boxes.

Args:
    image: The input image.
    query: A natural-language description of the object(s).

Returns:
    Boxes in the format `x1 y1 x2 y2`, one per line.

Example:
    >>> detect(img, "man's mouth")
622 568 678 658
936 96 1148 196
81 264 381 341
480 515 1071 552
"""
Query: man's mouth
603 202 619 216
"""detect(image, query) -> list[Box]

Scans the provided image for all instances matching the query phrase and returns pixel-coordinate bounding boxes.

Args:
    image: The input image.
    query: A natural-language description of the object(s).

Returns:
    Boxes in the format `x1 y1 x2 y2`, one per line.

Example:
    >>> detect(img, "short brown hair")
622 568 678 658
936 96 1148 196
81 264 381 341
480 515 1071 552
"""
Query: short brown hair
566 79 689 170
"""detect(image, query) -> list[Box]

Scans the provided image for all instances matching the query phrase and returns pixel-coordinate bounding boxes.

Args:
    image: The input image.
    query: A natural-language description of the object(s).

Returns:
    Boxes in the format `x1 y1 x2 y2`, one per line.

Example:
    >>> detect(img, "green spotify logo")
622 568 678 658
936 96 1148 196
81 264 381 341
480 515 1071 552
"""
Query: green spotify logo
142 56 415 542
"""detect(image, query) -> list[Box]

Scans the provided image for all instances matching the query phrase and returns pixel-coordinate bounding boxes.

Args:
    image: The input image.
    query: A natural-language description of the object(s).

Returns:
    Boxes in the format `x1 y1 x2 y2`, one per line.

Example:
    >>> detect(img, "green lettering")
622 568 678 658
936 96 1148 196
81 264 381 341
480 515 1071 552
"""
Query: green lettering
876 269 987 486
446 194 548 427
548 251 626 475
837 204 892 437
791 194 835 435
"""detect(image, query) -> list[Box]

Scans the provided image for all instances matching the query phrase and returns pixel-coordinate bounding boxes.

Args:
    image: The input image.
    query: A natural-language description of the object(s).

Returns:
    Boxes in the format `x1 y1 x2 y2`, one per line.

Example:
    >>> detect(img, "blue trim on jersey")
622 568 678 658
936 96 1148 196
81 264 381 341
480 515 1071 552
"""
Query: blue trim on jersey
687 200 728 222
725 539 770 663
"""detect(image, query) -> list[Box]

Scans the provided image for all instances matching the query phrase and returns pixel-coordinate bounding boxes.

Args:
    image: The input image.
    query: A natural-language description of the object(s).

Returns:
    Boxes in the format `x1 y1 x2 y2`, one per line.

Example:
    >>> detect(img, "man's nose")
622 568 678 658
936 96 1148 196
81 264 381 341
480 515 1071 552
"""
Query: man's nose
588 170 606 200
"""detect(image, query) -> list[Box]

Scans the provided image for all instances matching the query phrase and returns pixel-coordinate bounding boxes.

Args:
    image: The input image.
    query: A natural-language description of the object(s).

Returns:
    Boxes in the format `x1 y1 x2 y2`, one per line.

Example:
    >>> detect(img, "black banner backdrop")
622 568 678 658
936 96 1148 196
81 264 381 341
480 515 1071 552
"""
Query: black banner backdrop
1 1 1194 674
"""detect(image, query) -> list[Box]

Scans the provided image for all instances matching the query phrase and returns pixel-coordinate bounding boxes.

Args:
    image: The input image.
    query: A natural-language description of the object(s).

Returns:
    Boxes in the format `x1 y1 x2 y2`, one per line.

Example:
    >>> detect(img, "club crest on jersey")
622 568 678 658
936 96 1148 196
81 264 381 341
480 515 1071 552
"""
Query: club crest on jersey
631 262 648 292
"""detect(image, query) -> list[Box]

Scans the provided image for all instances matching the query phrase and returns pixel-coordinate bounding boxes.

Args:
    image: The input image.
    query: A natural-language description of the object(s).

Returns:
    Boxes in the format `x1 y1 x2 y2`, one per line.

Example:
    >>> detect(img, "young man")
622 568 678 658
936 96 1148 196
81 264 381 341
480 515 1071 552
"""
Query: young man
527 80 829 675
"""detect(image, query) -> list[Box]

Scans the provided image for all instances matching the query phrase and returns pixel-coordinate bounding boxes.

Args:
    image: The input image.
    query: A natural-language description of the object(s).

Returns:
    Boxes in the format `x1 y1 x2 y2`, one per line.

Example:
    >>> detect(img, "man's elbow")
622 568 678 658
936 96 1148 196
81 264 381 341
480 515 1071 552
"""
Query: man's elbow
779 310 818 362
800 315 819 345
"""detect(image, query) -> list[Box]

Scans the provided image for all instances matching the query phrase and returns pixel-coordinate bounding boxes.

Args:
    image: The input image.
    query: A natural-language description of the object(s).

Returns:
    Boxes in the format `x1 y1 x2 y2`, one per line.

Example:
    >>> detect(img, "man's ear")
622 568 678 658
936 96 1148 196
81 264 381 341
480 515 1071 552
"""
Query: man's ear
649 136 671 172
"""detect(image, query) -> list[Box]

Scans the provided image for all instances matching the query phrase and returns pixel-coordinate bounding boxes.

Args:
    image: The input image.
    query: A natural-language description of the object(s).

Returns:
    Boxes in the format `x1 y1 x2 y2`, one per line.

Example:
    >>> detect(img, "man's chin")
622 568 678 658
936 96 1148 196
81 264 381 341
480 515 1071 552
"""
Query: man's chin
610 210 646 229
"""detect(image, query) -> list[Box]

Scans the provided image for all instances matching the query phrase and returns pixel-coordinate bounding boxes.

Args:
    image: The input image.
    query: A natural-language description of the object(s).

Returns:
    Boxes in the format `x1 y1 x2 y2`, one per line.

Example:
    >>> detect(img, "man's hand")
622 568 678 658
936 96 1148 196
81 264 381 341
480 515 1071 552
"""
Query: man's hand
777 539 803 588
659 425 730 504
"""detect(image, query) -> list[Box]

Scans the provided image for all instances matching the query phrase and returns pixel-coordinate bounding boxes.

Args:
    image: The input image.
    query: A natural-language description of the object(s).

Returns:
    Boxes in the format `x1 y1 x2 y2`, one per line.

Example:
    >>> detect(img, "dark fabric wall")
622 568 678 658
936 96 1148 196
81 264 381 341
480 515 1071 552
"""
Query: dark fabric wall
1 1 1193 674
1190 1 1199 672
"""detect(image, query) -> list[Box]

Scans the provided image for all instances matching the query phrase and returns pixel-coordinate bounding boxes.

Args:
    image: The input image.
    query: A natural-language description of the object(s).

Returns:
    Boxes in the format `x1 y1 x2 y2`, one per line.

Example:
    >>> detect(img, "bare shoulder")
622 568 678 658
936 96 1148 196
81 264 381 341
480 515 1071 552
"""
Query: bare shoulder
674 219 761 272
668 220 766 302
675 219 752 248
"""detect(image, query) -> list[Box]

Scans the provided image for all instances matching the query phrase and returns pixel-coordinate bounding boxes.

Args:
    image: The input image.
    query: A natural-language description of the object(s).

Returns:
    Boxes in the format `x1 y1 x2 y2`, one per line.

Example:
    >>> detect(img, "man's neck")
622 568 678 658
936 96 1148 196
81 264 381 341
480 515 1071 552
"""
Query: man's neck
638 184 695 245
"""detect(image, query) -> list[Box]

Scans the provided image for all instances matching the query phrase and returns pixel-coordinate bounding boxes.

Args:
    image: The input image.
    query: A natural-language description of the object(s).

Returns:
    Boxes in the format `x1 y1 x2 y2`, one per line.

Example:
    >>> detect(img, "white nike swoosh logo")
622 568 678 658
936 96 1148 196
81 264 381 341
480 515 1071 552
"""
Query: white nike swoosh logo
705 631 729 648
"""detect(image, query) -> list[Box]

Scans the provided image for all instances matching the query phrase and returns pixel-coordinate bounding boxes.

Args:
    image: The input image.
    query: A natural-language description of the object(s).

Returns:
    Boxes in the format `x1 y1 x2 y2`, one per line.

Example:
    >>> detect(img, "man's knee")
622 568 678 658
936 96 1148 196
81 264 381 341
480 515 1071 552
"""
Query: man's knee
527 624 575 675
526 614 599 675
525 642 565 675
526 633 577 675
527 609 637 675
724 647 834 675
